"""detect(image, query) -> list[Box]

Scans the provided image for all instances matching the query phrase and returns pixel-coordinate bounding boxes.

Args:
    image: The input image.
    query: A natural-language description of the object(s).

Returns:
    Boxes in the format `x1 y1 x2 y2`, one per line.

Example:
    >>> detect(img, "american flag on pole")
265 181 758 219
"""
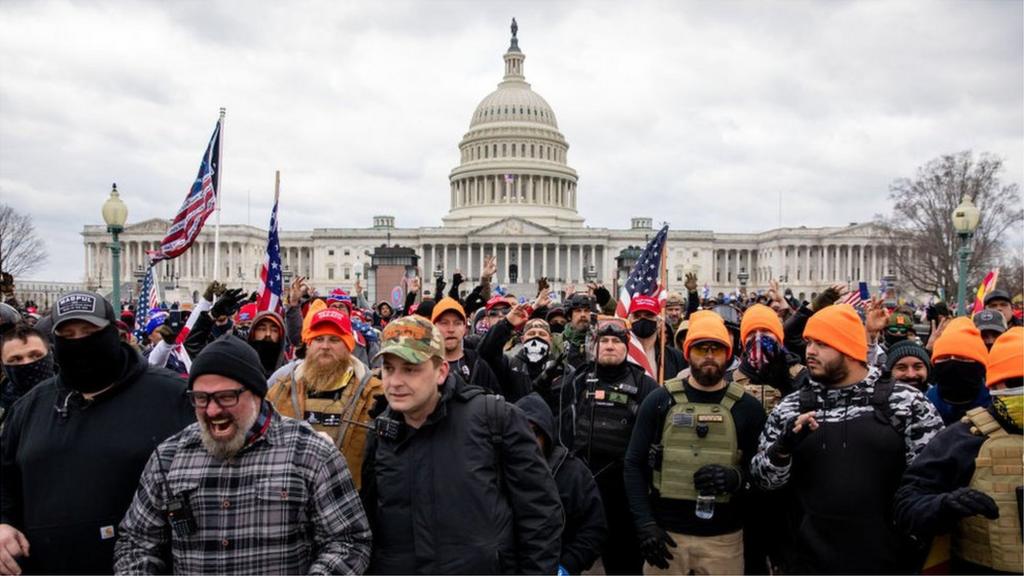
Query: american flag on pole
255 188 284 316
615 225 669 378
839 281 870 308
134 265 158 343
150 119 221 263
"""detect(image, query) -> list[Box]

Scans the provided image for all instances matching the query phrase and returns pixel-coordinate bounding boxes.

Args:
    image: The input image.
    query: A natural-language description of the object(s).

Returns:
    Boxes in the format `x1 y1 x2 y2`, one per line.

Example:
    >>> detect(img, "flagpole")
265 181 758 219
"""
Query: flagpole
213 107 226 280
658 227 668 385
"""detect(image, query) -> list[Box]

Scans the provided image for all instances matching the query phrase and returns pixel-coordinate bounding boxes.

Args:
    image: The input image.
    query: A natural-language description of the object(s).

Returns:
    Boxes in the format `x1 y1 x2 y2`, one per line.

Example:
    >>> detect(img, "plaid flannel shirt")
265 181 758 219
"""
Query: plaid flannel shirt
114 407 372 575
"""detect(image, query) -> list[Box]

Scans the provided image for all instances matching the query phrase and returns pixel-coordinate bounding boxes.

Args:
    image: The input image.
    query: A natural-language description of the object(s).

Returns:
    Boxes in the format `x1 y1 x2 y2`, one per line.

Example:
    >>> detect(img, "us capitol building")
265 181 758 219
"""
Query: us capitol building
77 23 890 307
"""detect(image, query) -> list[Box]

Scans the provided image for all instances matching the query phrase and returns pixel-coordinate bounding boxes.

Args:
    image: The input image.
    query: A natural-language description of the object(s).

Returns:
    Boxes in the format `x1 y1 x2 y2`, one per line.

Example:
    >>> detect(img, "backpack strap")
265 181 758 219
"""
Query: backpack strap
870 378 901 434
798 388 818 414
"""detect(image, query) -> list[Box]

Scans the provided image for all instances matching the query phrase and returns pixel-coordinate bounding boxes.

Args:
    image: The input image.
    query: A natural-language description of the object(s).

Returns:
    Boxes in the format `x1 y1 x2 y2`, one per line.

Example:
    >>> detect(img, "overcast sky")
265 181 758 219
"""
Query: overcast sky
1 0 1021 282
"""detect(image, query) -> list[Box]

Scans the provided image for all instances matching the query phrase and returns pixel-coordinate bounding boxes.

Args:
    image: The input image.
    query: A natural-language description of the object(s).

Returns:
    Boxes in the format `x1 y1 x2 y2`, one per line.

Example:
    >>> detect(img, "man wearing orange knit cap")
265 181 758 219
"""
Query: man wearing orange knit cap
925 316 992 425
895 327 1023 575
750 303 943 574
265 305 382 488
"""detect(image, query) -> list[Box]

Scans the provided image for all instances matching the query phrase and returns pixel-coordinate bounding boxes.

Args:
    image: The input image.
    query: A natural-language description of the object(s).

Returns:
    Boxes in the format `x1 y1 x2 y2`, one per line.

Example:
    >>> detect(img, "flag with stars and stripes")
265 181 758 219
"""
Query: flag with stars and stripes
615 224 669 378
256 191 283 316
150 118 221 263
134 265 157 343
839 281 870 309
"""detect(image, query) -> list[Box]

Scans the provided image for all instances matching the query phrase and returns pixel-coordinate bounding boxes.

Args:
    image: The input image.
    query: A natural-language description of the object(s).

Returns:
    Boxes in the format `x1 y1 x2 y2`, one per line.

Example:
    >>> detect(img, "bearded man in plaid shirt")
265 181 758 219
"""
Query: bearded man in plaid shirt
114 335 372 574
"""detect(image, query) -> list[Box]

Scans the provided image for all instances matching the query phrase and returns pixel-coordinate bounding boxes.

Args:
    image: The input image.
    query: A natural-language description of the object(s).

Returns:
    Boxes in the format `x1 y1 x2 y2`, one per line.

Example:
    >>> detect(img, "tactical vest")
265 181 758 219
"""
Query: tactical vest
574 370 642 464
729 363 805 413
953 408 1023 574
654 376 745 502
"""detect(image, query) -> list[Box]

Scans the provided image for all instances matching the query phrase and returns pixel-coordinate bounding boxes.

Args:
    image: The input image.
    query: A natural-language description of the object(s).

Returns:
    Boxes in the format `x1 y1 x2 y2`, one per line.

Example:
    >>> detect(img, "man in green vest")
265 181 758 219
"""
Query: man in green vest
624 311 766 574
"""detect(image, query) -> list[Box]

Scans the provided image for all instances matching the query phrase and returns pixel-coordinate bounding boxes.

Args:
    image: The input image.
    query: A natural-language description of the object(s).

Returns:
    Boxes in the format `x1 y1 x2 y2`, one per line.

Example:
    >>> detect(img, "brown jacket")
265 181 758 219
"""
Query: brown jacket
266 358 382 489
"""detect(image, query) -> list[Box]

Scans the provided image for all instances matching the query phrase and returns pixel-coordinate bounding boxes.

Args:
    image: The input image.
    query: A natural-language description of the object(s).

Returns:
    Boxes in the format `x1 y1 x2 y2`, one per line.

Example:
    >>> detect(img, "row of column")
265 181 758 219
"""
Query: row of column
450 174 576 209
712 243 898 287
421 242 604 286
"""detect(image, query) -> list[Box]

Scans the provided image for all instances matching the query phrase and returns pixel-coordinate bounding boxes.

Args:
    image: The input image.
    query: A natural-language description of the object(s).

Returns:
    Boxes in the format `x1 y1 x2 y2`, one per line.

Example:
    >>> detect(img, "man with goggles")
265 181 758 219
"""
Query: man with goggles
558 314 658 574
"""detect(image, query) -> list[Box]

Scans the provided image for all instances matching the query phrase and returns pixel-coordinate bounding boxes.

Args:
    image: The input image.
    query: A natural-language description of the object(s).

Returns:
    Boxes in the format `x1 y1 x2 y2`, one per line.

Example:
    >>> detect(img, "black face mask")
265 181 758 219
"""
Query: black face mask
549 322 566 334
884 332 908 348
3 353 56 396
631 318 658 339
250 339 281 373
933 360 986 405
54 324 124 393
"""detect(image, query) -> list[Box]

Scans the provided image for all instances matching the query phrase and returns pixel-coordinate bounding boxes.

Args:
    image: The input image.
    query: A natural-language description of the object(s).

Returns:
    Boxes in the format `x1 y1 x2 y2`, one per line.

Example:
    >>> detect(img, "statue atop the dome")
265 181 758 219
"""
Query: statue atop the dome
508 17 520 52
511 18 518 38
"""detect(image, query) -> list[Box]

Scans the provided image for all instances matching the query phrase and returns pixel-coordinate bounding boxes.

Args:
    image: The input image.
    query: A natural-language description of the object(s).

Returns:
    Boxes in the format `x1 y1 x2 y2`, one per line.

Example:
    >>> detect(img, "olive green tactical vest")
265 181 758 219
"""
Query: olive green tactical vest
654 376 745 502
953 407 1023 574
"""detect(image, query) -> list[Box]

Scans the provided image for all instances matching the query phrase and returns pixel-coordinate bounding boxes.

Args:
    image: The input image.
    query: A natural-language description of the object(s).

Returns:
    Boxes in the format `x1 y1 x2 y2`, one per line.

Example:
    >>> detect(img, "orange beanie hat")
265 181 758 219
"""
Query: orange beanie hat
740 304 784 344
932 316 988 365
683 311 733 361
803 304 867 363
986 326 1022 387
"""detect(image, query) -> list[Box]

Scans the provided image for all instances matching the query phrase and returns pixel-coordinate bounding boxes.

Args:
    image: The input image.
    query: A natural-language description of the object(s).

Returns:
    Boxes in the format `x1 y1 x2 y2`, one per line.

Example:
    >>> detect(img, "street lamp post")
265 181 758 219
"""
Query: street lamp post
102 183 128 312
952 196 981 316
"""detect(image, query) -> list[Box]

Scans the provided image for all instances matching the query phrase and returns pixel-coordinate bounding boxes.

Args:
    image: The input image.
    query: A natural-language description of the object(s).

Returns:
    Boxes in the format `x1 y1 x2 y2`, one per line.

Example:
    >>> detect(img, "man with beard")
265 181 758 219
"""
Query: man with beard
560 294 595 371
559 316 659 574
894 327 1023 575
0 291 193 575
266 306 382 488
114 336 372 574
662 292 685 349
628 295 685 383
624 312 765 575
750 304 943 573
246 310 287 376
926 317 992 425
884 340 932 393
0 323 55 416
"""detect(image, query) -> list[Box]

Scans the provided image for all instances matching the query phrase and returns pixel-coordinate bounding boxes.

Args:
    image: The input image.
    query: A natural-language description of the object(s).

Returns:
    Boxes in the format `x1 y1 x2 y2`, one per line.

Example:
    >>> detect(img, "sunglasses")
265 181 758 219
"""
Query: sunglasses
186 388 249 408
690 342 728 357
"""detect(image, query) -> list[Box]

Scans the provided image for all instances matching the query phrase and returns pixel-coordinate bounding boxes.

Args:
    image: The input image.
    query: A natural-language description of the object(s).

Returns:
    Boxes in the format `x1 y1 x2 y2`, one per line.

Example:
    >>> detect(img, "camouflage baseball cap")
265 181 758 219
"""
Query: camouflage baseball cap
374 315 445 364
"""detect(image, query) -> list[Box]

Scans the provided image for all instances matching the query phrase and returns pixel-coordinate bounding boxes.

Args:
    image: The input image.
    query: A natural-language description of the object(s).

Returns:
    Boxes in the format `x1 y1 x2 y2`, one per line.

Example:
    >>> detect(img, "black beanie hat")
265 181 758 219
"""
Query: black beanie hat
885 339 932 377
188 334 268 398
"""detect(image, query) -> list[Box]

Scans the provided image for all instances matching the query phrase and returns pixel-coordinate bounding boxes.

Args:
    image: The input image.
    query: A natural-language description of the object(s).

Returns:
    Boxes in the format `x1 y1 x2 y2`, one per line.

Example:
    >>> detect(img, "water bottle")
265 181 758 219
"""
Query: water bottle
695 494 715 520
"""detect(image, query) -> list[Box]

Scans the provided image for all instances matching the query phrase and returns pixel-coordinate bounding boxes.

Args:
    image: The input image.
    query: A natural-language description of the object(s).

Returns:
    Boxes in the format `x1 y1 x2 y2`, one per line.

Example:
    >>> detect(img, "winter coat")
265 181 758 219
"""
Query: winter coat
0 345 194 574
361 376 563 574
516 393 607 574
477 318 539 402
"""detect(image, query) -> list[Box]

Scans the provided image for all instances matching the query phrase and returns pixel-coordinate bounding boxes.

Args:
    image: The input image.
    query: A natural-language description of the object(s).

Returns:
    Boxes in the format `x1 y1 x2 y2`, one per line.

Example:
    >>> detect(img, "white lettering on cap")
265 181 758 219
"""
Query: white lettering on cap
57 294 97 316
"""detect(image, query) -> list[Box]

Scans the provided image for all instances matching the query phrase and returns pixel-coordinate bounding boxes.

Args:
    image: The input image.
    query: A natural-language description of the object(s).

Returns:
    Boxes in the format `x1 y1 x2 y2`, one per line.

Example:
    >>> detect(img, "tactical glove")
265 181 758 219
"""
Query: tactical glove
435 276 446 299
203 281 225 302
211 288 245 319
693 464 742 496
769 415 815 462
637 522 676 570
943 487 999 520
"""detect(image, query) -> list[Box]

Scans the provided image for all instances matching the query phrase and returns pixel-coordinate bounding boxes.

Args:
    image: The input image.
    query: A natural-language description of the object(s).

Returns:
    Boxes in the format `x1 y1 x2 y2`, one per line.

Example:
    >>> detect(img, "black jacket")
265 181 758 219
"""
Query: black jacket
516 393 607 574
478 318 537 402
361 376 563 574
0 345 194 575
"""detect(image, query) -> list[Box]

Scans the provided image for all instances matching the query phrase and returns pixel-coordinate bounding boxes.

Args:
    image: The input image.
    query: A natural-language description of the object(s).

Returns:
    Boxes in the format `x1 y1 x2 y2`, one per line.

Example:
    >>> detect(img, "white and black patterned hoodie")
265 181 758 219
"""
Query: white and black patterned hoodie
751 367 944 490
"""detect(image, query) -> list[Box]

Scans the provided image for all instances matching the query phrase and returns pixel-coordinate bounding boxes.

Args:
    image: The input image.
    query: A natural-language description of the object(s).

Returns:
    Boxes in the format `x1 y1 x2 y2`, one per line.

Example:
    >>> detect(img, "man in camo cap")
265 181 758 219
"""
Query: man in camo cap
360 316 563 574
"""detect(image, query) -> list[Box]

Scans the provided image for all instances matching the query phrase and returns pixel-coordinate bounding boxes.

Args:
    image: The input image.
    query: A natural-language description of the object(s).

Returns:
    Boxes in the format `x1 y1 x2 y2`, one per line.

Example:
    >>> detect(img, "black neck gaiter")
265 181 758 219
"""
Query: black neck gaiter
54 324 125 393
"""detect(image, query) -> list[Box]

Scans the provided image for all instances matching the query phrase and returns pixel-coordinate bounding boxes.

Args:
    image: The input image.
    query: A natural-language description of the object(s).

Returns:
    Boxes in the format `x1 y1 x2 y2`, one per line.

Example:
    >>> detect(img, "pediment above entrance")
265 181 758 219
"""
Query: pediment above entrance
468 217 556 237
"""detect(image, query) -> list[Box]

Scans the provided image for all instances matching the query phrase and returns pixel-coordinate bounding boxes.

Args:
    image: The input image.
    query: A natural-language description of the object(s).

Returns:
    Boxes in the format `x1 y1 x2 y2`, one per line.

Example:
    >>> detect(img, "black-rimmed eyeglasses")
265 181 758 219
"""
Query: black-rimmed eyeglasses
186 388 249 408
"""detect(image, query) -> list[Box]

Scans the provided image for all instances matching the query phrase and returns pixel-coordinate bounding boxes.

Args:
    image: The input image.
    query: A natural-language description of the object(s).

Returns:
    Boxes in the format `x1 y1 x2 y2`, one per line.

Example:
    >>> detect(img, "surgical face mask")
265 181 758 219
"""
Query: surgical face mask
523 337 550 364
631 318 658 339
933 359 986 404
2 353 55 395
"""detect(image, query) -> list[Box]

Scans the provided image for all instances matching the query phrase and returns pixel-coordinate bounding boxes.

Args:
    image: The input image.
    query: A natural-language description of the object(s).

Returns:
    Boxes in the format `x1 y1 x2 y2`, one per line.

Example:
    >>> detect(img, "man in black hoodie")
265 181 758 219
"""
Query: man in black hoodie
0 291 193 575
517 393 606 575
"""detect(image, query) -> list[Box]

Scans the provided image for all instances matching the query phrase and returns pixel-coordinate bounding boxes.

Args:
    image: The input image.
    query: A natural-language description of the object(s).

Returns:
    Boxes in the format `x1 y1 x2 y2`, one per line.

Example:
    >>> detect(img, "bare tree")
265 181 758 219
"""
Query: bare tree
998 253 1023 300
875 151 1023 299
0 203 47 279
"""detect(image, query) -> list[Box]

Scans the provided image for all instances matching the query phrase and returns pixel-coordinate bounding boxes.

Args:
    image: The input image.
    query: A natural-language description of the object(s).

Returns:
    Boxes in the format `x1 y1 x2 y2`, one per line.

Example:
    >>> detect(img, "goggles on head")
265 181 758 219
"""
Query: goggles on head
595 315 630 339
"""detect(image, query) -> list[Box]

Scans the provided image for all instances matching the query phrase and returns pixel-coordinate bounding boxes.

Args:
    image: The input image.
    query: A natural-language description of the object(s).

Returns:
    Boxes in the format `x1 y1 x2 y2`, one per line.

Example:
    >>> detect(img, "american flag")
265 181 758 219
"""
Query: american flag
615 225 669 378
839 281 870 308
256 191 283 316
134 265 158 343
150 119 221 263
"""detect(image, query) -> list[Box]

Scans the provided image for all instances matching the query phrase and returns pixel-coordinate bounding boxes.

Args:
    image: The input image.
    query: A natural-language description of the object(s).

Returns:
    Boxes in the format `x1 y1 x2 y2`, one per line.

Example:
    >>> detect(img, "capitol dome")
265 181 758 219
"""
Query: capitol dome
443 20 583 229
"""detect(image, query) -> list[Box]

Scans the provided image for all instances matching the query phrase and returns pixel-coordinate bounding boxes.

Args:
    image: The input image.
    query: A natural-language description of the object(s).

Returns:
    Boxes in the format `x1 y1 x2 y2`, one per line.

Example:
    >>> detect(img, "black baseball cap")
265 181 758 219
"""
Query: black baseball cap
984 290 1012 306
51 291 115 331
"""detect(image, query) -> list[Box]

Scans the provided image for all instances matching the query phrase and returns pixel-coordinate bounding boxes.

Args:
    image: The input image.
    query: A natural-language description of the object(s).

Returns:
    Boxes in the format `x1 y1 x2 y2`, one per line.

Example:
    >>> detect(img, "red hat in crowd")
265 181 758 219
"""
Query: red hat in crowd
628 295 661 316
304 308 355 351
235 303 258 324
485 295 512 311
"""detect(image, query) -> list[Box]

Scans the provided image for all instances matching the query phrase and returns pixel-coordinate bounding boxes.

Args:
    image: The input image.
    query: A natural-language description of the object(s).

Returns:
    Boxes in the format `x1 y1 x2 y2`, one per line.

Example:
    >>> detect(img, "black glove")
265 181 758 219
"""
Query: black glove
203 281 225 302
593 286 611 306
637 522 676 569
812 288 841 312
943 487 999 520
211 288 245 319
435 276 446 299
769 415 815 461
693 464 742 496
452 273 464 287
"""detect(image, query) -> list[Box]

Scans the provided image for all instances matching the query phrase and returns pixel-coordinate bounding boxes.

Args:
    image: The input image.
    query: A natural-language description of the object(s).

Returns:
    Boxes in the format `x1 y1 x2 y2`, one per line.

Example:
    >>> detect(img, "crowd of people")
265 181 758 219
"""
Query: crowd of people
0 264 1021 575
